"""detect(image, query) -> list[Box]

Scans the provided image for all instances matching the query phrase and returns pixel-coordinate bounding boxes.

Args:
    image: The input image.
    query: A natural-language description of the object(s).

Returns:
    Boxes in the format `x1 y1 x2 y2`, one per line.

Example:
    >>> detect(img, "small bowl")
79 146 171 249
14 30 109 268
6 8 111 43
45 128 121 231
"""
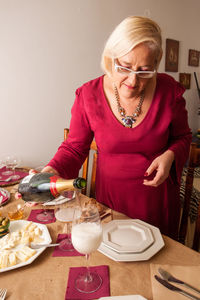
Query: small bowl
0 217 10 237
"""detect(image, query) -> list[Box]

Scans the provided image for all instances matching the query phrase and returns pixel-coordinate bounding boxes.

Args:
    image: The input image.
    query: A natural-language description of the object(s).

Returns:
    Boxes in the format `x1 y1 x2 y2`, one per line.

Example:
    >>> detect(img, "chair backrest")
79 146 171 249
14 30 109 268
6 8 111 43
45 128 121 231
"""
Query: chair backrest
64 128 97 198
193 201 200 251
178 142 200 250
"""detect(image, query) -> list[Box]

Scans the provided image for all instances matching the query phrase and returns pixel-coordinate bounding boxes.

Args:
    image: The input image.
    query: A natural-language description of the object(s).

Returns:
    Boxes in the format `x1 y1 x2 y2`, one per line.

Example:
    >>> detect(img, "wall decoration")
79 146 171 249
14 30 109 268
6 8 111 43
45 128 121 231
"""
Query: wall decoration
194 72 200 99
179 73 191 89
165 39 179 72
188 49 199 67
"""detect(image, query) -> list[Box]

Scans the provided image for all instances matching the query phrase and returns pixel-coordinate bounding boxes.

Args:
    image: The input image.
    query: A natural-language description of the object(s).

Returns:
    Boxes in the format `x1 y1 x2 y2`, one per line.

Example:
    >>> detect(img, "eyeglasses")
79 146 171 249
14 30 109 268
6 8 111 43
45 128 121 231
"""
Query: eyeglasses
114 60 156 79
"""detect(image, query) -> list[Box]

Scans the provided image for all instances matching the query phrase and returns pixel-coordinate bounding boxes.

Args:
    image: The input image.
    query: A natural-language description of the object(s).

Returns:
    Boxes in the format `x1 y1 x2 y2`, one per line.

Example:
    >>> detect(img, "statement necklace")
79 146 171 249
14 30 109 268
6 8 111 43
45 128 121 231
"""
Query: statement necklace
114 84 145 128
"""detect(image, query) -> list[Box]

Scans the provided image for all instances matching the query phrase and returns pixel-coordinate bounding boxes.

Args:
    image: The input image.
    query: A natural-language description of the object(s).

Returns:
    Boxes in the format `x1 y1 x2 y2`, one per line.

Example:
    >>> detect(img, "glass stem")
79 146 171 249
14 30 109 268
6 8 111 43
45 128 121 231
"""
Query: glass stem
85 254 92 283
67 222 71 239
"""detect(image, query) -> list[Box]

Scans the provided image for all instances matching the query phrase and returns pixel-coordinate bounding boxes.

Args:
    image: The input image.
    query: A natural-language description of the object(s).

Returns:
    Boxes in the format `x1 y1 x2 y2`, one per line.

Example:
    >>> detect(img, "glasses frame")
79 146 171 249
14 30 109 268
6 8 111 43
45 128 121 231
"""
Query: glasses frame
114 60 156 79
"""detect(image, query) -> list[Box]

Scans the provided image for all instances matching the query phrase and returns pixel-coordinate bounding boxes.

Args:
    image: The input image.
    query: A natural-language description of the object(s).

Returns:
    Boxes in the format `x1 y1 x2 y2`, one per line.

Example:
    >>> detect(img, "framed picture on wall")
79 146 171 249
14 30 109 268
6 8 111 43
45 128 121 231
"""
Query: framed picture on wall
188 49 199 66
179 73 191 89
165 39 179 72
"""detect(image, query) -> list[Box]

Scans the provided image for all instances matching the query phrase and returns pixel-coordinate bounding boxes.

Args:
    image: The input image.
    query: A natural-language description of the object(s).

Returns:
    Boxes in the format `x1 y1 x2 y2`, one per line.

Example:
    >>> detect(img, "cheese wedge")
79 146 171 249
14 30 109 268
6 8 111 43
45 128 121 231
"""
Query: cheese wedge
21 246 36 257
9 252 17 266
15 250 29 262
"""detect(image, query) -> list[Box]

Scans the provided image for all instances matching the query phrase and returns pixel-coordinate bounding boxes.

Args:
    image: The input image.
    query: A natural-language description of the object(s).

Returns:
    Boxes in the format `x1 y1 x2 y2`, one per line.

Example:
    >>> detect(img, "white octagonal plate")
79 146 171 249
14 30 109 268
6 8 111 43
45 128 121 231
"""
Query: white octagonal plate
103 219 154 253
98 219 164 262
0 220 52 272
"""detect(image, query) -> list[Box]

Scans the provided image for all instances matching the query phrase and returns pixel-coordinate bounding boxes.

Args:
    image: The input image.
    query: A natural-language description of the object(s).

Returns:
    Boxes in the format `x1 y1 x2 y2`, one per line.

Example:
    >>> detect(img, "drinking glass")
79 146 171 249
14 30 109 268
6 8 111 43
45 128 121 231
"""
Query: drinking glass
8 203 25 220
36 208 55 222
55 190 81 251
2 155 20 179
71 204 103 293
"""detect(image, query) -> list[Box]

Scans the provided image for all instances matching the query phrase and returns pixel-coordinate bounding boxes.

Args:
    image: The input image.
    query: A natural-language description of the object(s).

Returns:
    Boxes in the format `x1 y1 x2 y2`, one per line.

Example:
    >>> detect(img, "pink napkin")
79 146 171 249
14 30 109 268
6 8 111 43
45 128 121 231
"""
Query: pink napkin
52 234 84 257
0 167 28 186
27 209 56 224
65 265 110 299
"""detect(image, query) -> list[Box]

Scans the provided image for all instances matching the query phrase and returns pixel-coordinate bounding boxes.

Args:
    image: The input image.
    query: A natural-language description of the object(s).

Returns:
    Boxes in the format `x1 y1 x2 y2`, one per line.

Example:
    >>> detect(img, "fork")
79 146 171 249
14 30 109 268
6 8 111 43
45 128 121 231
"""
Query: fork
30 243 60 249
0 288 7 300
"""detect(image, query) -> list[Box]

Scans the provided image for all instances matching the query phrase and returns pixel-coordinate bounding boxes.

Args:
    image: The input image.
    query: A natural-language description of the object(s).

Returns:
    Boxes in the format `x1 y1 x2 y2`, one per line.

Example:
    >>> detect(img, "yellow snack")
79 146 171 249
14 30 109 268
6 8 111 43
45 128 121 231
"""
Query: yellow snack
28 223 37 232
21 246 36 257
23 221 33 231
9 252 17 266
0 251 10 268
15 250 29 262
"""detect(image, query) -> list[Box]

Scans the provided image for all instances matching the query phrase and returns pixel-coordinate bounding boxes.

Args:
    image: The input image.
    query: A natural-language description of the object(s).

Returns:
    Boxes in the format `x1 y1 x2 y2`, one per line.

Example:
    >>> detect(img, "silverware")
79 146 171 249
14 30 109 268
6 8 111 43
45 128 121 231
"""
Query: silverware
155 275 200 300
158 267 200 295
0 288 7 300
30 243 60 249
0 177 12 182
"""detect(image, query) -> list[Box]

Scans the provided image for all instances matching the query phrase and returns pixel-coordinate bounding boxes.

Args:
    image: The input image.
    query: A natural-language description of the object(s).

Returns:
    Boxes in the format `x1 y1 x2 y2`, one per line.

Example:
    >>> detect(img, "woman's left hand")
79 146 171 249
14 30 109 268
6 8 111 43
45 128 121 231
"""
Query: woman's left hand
15 168 41 206
143 150 175 187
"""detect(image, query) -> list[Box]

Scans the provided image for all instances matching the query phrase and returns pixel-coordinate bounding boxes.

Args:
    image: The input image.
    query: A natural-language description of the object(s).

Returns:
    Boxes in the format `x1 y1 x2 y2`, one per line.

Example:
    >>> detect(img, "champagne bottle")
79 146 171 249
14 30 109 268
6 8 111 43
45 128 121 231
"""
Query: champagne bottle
18 172 86 202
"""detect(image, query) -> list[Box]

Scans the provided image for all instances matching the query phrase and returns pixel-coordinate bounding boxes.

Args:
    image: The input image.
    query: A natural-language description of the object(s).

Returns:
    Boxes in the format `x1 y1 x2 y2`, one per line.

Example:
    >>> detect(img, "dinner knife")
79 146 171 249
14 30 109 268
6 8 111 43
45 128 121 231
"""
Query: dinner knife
154 275 200 300
158 267 200 295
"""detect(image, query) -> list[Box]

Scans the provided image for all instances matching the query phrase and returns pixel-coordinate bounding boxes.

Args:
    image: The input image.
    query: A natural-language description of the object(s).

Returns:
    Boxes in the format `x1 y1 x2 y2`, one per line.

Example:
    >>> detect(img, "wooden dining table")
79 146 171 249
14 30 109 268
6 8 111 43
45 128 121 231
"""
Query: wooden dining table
0 184 200 300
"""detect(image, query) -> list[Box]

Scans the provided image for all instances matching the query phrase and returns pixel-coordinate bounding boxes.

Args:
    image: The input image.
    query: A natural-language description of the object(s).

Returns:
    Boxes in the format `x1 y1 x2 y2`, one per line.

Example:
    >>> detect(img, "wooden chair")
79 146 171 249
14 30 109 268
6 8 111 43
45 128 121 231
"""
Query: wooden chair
193 201 200 251
178 142 200 251
64 128 97 198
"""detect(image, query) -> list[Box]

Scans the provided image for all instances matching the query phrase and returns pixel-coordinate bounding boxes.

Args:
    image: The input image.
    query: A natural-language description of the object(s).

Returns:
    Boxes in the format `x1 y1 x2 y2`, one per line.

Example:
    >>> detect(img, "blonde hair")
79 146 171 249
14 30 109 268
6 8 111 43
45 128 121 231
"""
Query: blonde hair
101 16 163 76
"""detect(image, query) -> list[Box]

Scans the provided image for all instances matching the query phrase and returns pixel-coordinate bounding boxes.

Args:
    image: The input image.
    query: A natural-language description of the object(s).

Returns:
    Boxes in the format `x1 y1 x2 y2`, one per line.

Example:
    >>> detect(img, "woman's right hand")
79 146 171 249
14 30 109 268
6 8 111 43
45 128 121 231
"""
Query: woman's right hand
40 166 59 175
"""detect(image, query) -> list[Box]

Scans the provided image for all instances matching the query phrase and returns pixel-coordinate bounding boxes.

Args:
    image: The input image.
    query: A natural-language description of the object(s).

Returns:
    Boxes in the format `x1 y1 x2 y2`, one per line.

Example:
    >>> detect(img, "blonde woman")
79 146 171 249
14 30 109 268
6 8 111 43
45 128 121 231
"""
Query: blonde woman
43 16 191 239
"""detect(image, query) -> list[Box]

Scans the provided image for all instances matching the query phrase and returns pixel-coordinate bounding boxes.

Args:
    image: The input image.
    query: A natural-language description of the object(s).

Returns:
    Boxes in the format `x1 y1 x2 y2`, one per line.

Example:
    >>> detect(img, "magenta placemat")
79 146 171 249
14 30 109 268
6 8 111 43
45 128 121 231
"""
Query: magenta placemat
0 167 28 186
65 265 110 299
52 234 84 257
27 209 56 224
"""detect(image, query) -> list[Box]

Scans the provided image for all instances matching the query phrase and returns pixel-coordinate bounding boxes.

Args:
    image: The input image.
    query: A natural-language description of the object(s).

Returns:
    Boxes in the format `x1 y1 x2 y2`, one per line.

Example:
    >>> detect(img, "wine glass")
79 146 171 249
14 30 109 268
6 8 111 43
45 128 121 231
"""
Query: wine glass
55 190 81 251
2 155 21 179
0 159 5 180
71 204 103 293
36 207 55 222
2 156 14 176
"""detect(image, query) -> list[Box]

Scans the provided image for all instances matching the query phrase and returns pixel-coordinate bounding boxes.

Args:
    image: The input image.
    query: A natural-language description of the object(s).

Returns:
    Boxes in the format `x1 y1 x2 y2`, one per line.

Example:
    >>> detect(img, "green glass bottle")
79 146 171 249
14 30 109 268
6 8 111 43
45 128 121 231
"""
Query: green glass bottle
18 172 86 202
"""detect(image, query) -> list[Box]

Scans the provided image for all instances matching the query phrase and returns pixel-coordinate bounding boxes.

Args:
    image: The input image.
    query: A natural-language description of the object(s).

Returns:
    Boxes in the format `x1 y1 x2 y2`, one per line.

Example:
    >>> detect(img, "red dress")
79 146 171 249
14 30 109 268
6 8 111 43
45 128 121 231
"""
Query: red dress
48 73 192 239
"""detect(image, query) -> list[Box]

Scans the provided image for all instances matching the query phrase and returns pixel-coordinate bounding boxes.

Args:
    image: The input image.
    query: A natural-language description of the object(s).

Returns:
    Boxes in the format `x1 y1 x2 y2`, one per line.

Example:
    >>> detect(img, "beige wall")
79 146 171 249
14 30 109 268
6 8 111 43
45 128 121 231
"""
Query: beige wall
0 0 200 167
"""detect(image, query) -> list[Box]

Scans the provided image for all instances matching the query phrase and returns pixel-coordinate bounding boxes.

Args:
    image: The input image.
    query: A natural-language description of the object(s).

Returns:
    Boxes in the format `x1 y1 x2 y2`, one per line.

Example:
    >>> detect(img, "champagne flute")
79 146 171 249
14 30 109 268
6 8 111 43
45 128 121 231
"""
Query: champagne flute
55 190 81 251
71 204 103 293
10 156 21 180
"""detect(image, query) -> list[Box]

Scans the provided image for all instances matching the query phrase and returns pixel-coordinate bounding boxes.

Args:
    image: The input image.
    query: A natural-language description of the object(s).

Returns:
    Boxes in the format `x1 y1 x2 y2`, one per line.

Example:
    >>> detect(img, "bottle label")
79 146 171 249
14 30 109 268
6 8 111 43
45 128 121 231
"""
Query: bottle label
50 175 60 197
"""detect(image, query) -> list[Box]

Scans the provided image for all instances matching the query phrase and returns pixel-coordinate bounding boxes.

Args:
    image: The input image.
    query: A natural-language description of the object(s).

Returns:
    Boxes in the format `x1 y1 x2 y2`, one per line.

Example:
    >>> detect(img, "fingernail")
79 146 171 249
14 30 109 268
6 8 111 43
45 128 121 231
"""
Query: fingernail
15 192 22 199
29 169 37 175
144 172 148 177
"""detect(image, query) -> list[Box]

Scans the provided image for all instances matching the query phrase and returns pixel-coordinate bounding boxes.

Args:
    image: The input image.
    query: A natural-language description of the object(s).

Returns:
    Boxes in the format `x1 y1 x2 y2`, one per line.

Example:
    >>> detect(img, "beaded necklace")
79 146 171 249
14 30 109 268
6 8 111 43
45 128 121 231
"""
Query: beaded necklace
114 84 145 128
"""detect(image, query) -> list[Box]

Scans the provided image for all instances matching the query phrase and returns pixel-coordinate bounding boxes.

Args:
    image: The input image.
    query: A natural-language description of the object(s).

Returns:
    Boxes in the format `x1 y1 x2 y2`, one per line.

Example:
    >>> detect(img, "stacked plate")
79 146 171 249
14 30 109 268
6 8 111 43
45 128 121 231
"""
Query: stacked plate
98 219 164 262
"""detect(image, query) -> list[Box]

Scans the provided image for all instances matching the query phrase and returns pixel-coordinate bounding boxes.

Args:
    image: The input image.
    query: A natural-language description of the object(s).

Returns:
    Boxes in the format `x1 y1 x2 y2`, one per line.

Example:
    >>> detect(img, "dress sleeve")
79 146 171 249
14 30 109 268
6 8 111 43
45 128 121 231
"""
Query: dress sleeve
46 88 94 179
168 83 192 184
